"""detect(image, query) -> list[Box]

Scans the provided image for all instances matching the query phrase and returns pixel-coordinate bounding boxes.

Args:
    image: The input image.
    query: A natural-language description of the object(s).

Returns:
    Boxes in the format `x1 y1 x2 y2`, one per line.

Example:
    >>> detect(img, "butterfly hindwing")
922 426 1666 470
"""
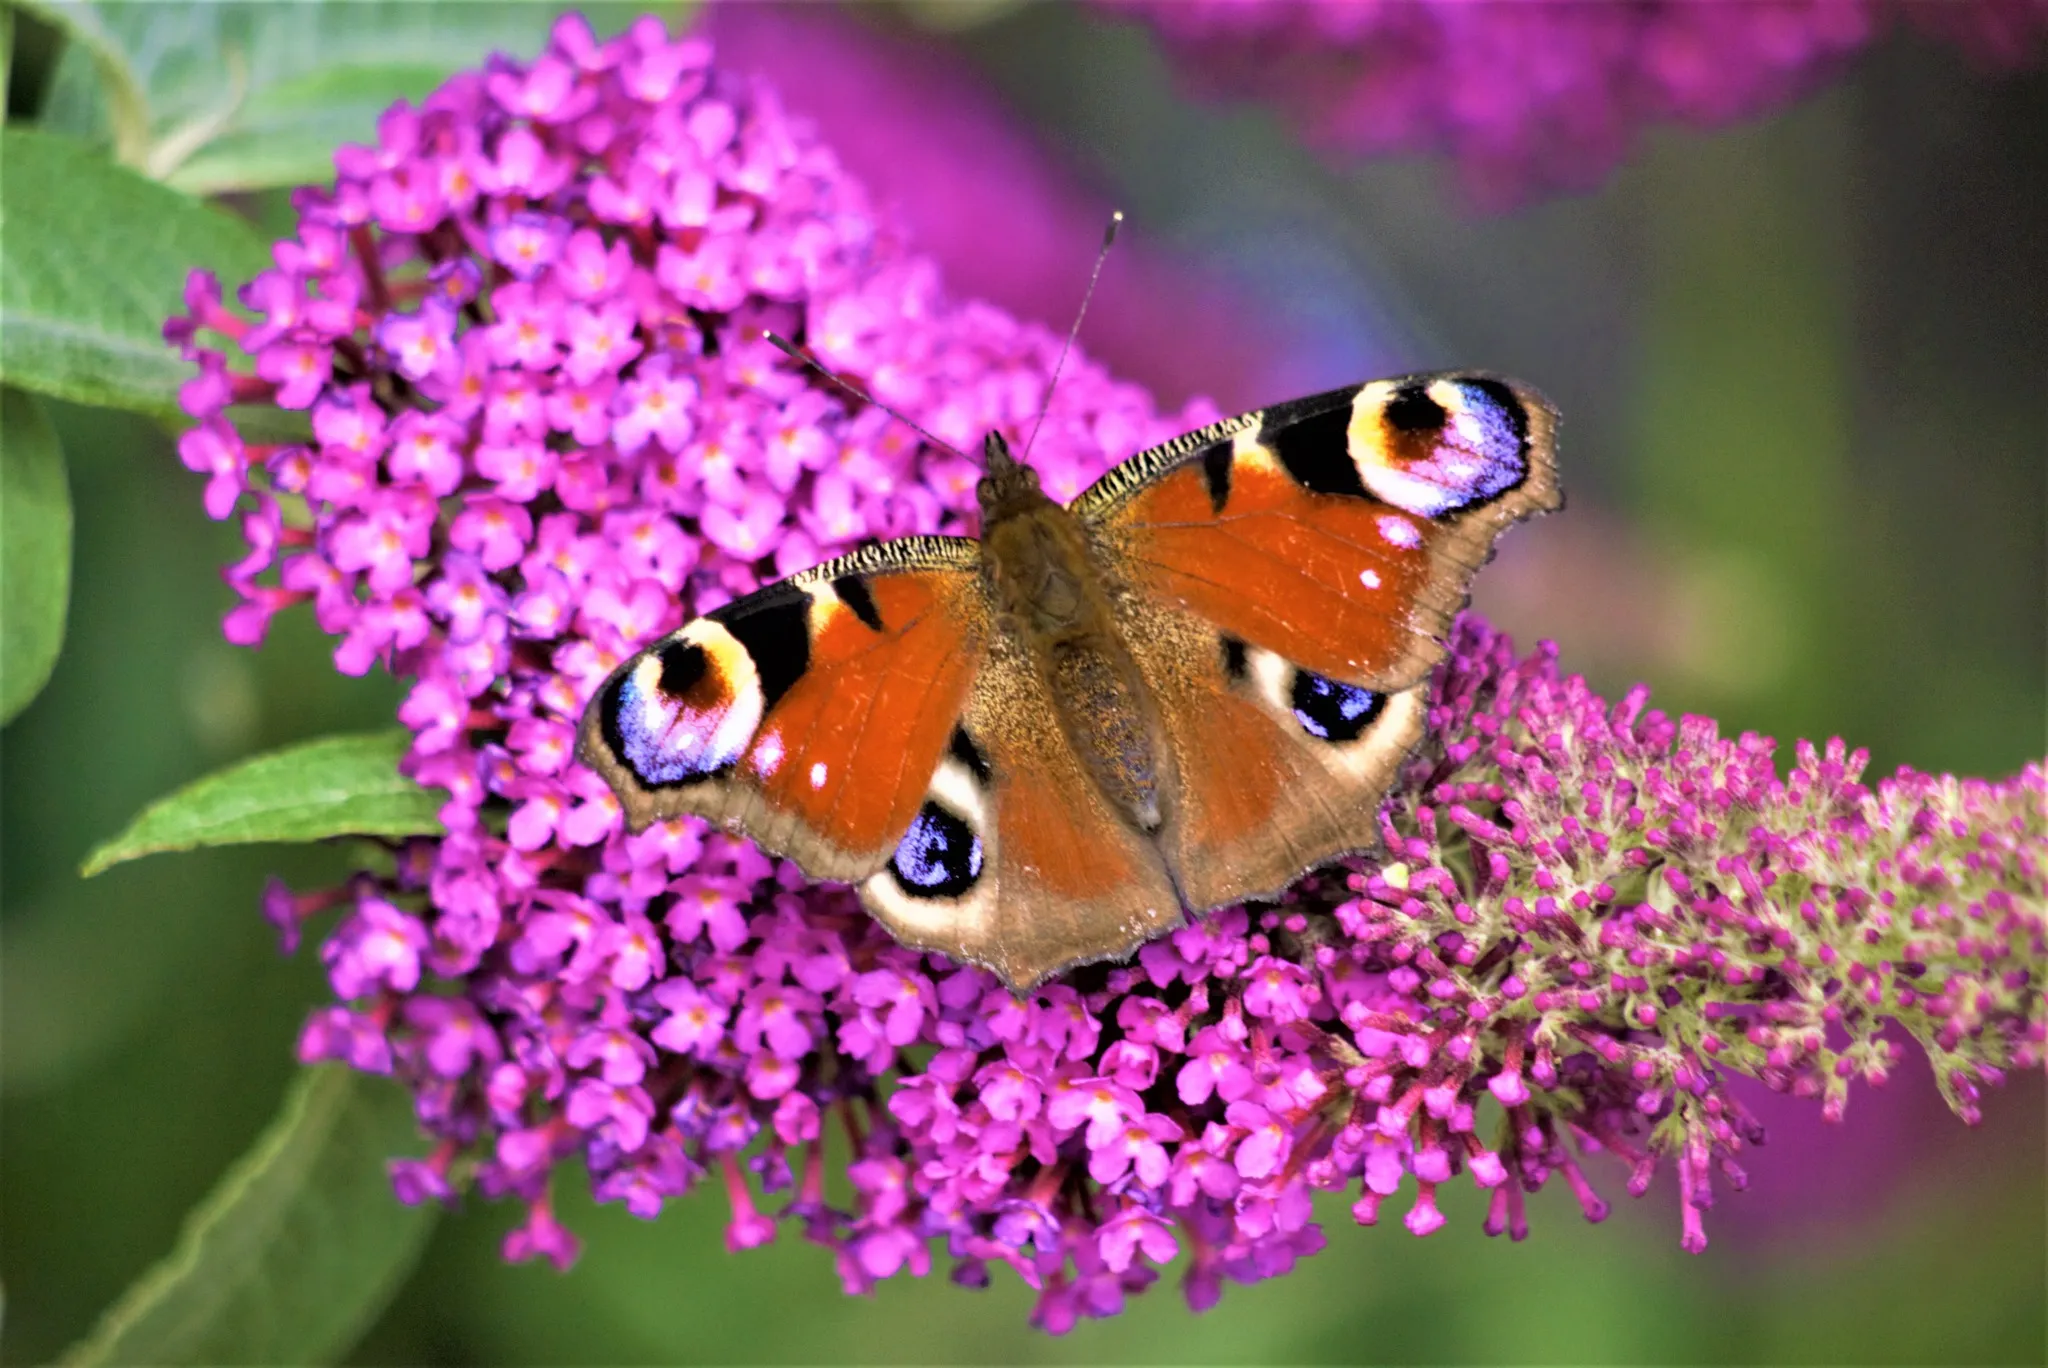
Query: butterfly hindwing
1078 372 1560 692
858 628 1183 989
578 536 987 882
1117 593 1430 912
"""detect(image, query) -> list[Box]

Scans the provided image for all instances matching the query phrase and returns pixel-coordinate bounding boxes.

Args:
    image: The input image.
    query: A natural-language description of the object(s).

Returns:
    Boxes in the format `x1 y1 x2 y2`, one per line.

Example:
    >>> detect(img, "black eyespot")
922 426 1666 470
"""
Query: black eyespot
890 802 984 899
1264 404 1367 498
711 581 810 708
657 640 709 698
1290 670 1385 742
1383 385 1447 434
948 727 992 786
1220 635 1249 682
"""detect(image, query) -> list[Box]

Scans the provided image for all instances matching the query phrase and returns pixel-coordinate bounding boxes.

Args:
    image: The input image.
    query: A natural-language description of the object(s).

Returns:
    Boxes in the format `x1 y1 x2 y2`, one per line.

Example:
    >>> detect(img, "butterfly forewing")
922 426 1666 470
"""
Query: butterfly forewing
1077 373 1560 692
578 537 988 882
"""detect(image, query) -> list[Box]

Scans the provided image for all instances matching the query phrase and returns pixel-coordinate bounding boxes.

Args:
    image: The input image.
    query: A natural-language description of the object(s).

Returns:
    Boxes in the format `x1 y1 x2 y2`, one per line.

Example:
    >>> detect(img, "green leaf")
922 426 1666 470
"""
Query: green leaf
81 729 444 877
61 1066 438 1367
14 0 154 163
1 387 74 723
0 126 270 418
38 0 655 194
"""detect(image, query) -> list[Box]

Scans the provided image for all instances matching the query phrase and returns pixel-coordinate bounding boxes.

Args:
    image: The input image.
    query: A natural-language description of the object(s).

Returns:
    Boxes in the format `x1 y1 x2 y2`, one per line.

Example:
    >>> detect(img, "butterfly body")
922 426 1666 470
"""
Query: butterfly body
579 374 1561 989
978 437 1172 837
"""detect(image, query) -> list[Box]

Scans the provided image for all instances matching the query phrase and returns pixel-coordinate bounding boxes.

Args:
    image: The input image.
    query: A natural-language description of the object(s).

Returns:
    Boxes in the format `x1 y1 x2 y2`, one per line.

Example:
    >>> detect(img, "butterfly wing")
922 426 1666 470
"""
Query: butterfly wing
856 627 1183 990
1116 591 1432 911
581 527 1181 989
1076 373 1558 908
1076 373 1560 691
578 536 987 883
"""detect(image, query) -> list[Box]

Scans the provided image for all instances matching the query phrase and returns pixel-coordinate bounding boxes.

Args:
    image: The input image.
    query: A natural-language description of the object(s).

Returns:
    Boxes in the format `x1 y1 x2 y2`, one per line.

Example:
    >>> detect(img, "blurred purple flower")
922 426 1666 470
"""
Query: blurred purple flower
1094 0 2048 207
166 14 2043 1332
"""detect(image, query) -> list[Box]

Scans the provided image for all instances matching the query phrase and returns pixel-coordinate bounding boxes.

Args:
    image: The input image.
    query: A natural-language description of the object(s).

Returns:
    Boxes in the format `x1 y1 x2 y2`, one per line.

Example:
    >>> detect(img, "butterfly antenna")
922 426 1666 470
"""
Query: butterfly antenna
762 331 965 459
1021 210 1123 463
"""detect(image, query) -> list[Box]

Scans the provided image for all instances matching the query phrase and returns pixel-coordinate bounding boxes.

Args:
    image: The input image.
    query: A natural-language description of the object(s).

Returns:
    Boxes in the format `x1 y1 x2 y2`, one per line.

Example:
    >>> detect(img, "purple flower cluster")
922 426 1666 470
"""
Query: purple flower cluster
168 16 2044 1331
1094 0 2048 207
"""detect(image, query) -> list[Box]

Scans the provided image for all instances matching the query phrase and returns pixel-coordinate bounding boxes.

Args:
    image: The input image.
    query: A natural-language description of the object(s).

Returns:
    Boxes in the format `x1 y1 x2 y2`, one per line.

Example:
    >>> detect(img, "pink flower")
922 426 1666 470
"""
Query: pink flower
489 212 563 281
386 412 464 496
484 281 561 370
610 352 696 454
177 419 246 520
377 300 457 380
560 299 643 385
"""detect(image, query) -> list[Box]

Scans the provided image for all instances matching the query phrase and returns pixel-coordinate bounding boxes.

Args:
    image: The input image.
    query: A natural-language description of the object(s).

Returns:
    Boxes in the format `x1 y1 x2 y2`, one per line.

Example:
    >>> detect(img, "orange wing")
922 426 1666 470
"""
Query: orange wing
1116 593 1431 913
857 629 1183 992
1078 373 1560 690
577 537 988 882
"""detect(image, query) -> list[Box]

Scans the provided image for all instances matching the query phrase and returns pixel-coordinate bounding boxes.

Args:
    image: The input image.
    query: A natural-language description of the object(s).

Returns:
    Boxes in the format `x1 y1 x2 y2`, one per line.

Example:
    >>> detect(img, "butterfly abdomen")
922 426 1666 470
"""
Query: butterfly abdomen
1046 641 1167 833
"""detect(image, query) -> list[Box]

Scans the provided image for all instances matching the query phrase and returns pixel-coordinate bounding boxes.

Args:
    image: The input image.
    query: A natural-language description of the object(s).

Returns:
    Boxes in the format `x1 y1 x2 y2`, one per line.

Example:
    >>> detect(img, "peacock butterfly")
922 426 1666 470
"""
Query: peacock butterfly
577 358 1560 990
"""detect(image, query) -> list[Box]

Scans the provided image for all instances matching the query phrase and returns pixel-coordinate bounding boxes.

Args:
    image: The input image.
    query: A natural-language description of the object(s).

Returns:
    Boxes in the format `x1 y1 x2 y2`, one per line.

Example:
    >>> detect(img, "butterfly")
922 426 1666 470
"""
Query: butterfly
578 373 1559 990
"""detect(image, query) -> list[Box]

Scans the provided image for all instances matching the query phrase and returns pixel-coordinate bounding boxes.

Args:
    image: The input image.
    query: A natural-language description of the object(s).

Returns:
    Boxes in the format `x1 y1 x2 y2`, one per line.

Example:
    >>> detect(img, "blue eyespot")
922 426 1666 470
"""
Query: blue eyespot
1369 379 1529 516
890 802 983 899
1291 670 1384 742
611 661 735 784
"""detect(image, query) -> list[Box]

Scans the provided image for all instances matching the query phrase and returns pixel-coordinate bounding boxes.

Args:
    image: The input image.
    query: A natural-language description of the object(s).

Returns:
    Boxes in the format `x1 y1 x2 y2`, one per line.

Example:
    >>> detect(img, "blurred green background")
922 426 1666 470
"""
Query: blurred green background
4 4 2042 1363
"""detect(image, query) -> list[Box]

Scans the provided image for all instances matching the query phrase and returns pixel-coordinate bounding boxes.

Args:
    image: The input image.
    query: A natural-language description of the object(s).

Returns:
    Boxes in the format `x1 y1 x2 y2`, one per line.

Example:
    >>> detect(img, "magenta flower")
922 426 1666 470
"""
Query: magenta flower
1095 0 2048 207
166 14 2042 1334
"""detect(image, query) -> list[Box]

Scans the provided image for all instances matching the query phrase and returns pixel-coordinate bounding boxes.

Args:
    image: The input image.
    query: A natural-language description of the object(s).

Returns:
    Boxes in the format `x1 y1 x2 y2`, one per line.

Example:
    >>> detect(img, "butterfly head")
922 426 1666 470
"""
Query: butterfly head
976 431 1049 525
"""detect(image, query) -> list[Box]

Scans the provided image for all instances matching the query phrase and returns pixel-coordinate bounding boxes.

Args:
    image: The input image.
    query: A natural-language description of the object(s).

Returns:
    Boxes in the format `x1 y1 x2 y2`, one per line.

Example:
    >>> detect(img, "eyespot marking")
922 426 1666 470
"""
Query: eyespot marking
889 801 984 899
1352 377 1532 516
1383 385 1447 434
602 621 763 785
1290 670 1385 743
1265 403 1368 498
658 640 708 696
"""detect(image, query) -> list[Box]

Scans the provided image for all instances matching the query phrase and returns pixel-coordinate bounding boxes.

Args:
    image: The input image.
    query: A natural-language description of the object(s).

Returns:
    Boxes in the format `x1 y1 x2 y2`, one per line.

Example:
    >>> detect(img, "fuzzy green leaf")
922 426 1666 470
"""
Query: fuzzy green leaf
0 126 270 418
81 730 443 877
1 387 74 723
61 1067 436 1367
